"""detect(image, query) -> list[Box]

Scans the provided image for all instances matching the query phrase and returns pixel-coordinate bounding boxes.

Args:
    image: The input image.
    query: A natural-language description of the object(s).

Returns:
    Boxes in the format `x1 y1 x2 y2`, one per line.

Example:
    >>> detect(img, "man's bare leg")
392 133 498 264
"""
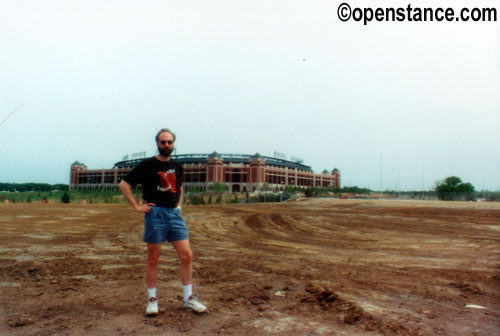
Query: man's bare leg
171 239 192 286
146 243 161 289
171 239 206 313
145 243 161 316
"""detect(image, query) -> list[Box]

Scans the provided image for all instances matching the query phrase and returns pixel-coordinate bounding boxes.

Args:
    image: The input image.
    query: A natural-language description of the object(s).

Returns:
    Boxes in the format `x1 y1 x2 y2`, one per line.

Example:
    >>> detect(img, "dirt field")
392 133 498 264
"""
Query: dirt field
1 199 499 336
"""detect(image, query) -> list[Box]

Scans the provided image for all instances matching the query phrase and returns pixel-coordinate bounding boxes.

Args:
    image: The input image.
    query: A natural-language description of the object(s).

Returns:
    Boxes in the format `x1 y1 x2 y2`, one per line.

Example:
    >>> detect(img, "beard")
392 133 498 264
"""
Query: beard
158 146 174 158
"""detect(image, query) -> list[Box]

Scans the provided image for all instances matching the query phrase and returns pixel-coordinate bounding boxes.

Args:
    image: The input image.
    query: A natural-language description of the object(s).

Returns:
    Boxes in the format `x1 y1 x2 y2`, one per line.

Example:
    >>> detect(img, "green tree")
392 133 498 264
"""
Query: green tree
436 176 475 201
261 183 271 192
189 194 205 205
209 183 228 193
61 192 71 203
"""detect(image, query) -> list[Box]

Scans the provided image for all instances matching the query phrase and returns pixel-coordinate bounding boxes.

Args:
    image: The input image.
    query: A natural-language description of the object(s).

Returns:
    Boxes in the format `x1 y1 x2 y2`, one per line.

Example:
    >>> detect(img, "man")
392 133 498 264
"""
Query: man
119 128 207 316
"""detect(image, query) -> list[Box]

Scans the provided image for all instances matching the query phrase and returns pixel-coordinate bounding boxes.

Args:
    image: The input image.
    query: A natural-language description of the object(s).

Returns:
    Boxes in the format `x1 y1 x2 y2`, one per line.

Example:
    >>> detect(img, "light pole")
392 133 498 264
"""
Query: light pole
280 179 285 202
379 153 384 192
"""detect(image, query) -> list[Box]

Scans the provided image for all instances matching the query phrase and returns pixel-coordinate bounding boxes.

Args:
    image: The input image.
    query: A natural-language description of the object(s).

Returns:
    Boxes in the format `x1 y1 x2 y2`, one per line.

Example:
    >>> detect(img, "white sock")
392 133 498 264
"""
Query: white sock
183 284 192 302
147 287 157 299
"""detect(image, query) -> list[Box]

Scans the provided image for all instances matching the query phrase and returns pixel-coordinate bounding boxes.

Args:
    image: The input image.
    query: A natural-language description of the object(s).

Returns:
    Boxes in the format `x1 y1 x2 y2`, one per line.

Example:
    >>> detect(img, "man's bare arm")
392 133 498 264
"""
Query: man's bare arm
178 185 184 209
119 180 153 213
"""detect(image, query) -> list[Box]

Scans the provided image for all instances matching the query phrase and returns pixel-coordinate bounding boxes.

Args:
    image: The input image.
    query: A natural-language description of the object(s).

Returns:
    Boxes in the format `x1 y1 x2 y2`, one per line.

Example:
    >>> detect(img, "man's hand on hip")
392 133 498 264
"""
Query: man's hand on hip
135 203 156 213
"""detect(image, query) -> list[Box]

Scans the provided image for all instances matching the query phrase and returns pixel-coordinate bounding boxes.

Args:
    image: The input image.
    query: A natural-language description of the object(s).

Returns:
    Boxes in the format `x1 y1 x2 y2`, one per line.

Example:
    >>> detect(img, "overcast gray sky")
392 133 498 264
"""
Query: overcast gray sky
1 0 499 191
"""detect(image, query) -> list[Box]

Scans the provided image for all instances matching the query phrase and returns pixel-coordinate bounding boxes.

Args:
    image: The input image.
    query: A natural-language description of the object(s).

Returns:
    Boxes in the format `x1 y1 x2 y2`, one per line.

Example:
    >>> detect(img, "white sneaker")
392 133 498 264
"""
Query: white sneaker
146 297 158 316
184 295 207 313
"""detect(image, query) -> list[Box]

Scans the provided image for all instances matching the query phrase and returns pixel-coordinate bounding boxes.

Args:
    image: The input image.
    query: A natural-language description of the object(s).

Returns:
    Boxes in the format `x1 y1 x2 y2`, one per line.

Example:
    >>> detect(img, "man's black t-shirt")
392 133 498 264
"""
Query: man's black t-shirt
123 157 183 208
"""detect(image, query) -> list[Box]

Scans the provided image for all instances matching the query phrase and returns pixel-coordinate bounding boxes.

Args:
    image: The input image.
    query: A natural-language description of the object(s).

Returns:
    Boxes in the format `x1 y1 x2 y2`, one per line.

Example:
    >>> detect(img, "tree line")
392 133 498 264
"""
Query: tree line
0 183 69 192
2 178 497 203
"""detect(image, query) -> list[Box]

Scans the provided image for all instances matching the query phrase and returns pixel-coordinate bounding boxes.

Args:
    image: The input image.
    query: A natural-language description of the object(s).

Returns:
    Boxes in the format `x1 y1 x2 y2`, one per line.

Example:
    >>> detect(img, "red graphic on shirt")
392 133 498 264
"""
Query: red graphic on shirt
157 169 177 193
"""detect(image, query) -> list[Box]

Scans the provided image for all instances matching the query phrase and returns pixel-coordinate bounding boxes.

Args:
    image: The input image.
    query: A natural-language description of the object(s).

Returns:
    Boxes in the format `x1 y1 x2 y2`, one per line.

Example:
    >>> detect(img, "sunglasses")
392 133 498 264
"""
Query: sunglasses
159 140 174 145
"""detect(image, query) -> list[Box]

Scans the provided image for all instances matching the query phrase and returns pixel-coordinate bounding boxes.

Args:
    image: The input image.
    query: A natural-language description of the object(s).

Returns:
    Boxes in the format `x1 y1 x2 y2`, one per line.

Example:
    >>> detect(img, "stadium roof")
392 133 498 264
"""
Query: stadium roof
113 153 313 172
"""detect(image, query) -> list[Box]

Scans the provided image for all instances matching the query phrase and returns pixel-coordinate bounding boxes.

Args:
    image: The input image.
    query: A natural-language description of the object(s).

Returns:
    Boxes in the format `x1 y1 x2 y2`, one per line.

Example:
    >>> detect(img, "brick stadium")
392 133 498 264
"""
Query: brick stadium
70 152 340 193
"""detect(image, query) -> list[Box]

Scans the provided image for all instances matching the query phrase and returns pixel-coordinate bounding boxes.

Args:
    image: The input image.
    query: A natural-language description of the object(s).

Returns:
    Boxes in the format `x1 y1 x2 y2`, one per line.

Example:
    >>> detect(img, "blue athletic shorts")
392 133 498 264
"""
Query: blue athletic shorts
144 206 189 244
